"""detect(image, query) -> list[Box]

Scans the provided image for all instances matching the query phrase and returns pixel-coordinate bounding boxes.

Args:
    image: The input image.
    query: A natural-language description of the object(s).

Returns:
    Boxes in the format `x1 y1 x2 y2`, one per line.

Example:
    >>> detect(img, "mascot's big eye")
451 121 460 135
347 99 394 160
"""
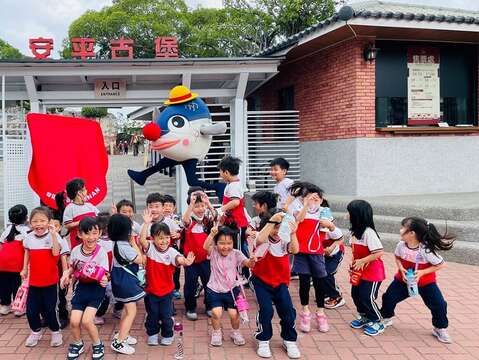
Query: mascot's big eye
168 115 187 130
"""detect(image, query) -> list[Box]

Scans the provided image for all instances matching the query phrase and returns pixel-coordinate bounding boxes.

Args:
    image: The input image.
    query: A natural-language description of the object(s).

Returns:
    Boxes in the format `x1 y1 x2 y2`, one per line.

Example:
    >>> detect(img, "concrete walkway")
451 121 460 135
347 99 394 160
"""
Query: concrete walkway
0 250 477 359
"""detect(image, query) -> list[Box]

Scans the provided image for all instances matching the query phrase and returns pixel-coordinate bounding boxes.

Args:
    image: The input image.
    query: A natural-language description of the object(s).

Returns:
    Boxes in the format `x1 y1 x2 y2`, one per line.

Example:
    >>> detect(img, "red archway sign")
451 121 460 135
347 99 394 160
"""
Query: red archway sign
26 113 109 208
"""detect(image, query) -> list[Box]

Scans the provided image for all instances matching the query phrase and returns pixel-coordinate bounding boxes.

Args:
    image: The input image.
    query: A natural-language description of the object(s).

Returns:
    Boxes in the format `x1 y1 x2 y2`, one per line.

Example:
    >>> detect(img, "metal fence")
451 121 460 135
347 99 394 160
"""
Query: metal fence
246 110 301 191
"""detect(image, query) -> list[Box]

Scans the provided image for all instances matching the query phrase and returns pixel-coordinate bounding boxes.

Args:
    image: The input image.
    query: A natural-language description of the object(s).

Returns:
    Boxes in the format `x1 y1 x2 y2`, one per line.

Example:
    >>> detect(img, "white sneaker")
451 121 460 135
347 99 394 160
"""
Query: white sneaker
283 340 301 359
111 338 135 355
113 332 138 345
25 331 42 347
50 331 63 347
382 318 393 328
186 311 198 321
433 327 452 344
0 305 11 315
160 336 174 346
147 334 159 346
257 341 272 358
14 311 25 317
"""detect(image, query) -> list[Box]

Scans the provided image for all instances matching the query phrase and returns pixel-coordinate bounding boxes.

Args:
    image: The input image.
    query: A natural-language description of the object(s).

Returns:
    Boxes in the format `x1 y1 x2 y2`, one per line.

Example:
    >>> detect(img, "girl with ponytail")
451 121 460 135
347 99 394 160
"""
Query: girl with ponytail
0 204 29 315
380 217 455 343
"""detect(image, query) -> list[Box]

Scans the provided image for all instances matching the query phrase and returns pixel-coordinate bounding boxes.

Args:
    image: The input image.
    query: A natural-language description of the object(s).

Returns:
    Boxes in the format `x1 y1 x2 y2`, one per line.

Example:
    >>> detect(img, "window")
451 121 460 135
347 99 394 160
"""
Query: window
375 41 477 127
278 86 295 110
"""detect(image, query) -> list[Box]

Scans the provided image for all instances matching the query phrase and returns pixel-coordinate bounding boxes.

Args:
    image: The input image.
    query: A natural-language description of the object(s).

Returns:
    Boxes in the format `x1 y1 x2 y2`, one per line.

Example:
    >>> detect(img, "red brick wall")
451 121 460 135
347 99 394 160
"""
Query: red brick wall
253 38 375 141
251 38 478 141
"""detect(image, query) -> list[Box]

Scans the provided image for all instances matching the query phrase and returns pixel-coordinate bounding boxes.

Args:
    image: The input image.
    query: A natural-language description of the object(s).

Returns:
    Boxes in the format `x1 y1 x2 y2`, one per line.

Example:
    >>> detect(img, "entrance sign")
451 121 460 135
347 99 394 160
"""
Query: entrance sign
407 47 440 125
94 79 127 99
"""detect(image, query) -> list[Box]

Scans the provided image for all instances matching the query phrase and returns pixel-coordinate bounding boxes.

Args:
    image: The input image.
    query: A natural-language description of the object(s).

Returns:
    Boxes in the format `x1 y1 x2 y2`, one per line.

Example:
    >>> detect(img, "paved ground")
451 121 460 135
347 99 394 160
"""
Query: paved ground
0 251 478 360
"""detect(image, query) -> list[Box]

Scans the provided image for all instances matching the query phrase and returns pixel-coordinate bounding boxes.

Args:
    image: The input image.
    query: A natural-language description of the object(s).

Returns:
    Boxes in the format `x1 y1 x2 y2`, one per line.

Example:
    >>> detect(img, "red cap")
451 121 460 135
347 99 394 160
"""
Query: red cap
174 322 183 331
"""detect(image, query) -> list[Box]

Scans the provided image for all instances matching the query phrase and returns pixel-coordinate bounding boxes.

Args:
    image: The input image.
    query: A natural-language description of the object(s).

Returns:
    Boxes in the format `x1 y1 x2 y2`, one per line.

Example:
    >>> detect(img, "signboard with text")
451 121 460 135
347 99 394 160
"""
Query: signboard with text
94 79 127 99
407 47 440 125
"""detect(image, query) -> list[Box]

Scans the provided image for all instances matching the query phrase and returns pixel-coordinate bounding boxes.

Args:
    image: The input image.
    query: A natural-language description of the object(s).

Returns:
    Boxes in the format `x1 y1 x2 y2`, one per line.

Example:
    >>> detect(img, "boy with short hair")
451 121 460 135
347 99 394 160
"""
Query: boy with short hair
161 194 182 300
181 187 217 320
270 158 294 211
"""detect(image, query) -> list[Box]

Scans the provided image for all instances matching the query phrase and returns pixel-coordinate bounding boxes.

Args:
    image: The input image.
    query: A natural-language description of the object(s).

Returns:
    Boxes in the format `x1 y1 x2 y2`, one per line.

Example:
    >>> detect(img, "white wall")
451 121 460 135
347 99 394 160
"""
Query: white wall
301 136 479 196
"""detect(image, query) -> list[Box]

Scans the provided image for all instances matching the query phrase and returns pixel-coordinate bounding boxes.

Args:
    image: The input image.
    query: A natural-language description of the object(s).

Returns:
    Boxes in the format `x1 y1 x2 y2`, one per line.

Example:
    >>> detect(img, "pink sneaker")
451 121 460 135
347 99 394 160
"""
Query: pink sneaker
316 313 329 332
299 311 312 333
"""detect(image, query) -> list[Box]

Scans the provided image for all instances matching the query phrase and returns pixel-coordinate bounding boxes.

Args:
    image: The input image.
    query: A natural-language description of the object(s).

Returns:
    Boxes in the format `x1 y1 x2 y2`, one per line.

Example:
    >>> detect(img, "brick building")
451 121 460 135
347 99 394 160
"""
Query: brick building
250 0 479 196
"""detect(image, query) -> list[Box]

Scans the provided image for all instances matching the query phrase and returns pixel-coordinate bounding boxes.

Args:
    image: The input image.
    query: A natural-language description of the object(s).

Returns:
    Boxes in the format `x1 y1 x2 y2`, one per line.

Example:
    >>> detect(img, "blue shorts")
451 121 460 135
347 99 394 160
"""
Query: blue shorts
206 287 240 310
292 253 327 278
71 281 106 311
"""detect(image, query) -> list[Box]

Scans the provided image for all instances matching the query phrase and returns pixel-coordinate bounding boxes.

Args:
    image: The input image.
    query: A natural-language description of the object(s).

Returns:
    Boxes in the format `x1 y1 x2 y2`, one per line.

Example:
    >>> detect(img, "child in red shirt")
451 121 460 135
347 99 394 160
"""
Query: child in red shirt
380 217 455 343
181 187 217 320
0 204 29 316
218 156 249 279
139 221 194 346
347 200 386 336
21 207 67 348
251 210 300 359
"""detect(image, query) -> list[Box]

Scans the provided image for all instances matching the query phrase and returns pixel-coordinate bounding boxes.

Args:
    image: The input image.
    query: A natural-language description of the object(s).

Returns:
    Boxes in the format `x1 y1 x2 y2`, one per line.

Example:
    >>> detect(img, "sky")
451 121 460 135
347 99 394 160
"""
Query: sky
1 0 479 58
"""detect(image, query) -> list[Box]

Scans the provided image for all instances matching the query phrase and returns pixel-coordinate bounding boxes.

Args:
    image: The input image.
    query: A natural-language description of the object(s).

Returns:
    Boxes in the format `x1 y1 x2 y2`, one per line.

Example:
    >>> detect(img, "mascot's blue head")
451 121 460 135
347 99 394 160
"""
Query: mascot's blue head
142 86 214 162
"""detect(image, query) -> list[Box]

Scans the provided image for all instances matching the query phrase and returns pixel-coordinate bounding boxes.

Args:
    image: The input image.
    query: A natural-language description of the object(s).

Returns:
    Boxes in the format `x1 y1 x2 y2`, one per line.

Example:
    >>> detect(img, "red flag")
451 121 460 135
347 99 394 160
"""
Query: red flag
27 113 109 208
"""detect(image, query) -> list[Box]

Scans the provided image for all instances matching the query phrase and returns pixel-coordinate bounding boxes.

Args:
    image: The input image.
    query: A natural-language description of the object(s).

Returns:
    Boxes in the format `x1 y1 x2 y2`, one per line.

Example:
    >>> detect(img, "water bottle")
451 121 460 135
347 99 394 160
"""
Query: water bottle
235 293 249 323
319 207 334 232
405 269 418 297
278 213 294 243
174 322 184 359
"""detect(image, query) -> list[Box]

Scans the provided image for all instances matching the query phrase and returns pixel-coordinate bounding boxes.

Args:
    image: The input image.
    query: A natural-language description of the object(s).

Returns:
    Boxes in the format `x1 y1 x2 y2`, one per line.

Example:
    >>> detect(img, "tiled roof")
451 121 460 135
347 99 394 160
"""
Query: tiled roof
257 0 479 56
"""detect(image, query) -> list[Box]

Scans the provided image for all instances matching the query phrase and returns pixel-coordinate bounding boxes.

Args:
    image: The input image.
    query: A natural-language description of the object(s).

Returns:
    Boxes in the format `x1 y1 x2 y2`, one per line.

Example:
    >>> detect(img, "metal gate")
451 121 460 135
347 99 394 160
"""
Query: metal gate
246 110 300 191
1 106 38 224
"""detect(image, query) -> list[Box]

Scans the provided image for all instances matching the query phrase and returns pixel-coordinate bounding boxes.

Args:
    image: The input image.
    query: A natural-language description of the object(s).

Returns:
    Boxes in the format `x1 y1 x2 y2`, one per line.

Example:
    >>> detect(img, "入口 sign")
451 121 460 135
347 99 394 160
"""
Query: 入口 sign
94 80 127 99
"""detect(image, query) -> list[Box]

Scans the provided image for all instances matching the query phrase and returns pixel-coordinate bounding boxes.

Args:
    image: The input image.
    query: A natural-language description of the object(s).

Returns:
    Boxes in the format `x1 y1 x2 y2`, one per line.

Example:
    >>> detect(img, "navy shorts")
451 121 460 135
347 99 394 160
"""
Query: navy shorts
71 281 106 311
206 287 240 310
292 253 327 278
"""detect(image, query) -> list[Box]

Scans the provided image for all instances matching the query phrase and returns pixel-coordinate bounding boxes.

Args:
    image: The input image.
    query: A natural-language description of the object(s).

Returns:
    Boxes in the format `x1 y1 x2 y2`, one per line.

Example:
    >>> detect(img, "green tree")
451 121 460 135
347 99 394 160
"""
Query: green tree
224 0 336 46
62 0 189 59
62 0 338 58
81 107 108 118
0 39 24 59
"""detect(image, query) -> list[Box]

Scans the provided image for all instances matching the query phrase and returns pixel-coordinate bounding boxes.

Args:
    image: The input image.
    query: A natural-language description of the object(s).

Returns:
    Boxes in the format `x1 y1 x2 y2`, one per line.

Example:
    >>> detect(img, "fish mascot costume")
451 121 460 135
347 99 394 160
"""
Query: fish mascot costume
127 85 227 201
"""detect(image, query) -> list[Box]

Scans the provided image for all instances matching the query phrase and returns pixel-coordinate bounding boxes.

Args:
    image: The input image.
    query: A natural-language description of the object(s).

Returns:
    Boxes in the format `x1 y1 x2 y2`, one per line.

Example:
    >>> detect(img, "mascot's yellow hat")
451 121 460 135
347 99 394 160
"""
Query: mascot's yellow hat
164 85 198 105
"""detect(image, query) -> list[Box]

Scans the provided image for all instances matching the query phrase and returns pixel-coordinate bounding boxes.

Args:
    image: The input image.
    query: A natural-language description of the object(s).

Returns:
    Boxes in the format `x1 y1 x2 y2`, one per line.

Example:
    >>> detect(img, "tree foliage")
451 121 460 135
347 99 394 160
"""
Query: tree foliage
81 107 108 118
62 0 338 58
0 39 24 59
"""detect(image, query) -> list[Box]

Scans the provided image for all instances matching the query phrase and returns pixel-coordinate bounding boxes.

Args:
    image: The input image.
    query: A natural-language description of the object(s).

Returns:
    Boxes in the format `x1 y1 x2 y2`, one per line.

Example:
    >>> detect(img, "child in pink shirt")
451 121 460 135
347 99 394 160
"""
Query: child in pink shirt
204 226 255 347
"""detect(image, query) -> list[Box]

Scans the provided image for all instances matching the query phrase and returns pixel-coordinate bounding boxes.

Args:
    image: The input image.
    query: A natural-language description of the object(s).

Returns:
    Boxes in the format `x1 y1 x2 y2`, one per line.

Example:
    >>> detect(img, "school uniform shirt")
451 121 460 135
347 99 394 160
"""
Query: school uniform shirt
23 231 69 287
289 199 327 255
0 224 30 272
350 227 386 282
143 217 181 241
394 241 444 287
222 180 248 228
207 248 247 293
274 177 294 210
252 234 290 288
112 242 138 267
322 228 345 256
145 243 180 297
98 236 113 270
70 244 109 283
183 216 210 263
132 221 142 237
63 202 99 248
